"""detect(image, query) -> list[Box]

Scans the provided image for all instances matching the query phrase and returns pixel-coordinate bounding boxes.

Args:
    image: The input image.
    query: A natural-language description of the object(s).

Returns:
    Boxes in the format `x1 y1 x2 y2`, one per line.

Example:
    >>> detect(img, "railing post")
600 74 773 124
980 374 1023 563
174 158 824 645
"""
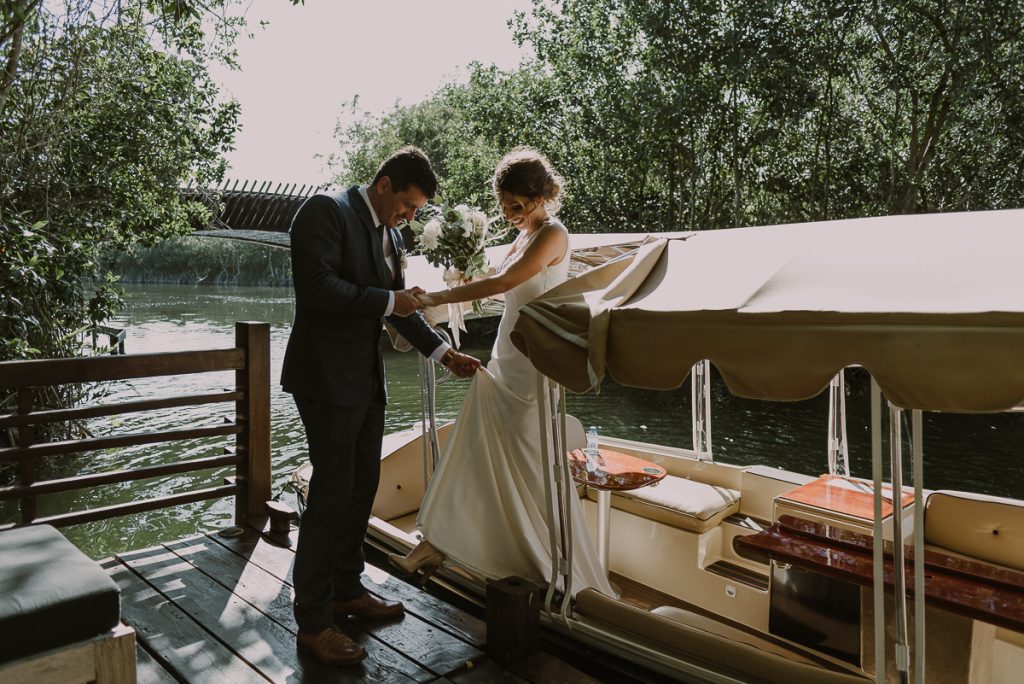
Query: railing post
235 321 271 526
17 388 36 523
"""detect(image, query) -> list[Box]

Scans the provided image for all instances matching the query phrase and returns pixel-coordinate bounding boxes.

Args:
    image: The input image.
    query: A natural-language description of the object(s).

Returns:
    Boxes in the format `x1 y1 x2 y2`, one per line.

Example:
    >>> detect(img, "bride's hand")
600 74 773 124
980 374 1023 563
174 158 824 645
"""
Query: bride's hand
416 291 440 307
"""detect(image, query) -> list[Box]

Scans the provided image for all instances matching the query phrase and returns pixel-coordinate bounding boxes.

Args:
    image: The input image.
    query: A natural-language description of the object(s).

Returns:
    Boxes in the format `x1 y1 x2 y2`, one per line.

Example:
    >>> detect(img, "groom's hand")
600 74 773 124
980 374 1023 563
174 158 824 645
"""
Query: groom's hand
393 287 424 317
445 351 481 378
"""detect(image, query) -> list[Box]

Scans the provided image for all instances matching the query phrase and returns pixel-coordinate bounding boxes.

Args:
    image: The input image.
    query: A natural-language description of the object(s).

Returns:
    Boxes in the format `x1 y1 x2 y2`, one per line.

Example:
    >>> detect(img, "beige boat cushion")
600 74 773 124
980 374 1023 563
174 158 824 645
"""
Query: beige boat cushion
587 474 741 533
575 588 867 683
924 490 1024 572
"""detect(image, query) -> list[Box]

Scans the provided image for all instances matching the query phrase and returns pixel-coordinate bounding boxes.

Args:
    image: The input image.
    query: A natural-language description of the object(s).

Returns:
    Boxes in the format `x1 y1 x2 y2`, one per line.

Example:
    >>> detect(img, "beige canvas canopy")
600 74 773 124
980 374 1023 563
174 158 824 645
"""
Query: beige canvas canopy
511 209 1024 412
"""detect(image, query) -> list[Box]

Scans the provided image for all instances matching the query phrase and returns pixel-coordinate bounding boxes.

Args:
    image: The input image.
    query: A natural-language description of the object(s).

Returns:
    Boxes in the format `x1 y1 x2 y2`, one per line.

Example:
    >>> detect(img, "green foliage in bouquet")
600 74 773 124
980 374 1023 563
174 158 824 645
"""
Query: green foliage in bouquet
407 202 509 280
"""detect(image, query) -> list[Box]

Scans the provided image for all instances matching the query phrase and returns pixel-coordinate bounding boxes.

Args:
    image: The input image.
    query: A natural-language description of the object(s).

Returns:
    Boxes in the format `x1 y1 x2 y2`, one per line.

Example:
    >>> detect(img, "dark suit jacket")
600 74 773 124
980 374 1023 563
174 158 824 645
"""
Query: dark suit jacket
281 186 444 406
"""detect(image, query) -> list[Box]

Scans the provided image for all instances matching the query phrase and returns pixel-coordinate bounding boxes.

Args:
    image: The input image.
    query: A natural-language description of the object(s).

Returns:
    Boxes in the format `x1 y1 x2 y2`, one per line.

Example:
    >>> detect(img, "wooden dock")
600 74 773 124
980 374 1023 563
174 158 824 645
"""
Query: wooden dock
103 523 604 683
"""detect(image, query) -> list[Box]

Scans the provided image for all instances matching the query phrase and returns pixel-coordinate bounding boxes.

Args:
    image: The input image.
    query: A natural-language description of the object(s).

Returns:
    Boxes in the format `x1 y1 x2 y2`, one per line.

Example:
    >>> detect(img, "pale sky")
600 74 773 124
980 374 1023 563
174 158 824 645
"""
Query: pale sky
212 1 534 186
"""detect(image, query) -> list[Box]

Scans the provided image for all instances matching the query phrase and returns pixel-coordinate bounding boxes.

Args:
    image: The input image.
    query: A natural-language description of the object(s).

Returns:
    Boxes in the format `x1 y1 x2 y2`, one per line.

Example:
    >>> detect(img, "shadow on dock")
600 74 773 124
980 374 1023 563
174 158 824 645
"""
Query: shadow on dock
103 522 660 683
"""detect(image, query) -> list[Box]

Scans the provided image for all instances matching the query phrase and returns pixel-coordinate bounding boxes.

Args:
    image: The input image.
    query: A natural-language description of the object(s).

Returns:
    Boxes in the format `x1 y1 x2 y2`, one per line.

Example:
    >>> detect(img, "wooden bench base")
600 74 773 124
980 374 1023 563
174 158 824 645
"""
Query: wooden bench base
0 623 136 684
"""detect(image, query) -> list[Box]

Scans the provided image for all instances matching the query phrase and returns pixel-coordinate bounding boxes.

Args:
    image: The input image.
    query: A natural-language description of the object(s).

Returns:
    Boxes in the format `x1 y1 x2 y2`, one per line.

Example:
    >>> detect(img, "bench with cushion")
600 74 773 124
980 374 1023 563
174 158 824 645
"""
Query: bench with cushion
586 474 741 533
925 489 1024 572
0 524 135 683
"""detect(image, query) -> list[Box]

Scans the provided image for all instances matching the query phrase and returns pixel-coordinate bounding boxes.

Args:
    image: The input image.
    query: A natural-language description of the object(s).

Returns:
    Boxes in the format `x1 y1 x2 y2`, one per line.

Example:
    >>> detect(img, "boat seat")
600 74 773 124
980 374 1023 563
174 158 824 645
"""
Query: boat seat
924 489 1024 572
0 524 135 682
587 474 740 533
575 588 867 683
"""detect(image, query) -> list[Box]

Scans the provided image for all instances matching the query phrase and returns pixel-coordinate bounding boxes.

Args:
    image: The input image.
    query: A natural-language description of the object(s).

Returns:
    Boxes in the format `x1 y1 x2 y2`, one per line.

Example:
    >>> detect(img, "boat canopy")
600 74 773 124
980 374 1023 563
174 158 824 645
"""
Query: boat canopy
511 209 1024 412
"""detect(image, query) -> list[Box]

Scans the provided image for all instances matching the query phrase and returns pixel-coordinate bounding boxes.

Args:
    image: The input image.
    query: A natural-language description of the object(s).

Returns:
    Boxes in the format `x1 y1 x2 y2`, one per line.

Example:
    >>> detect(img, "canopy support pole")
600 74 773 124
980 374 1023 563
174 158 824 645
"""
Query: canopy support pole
912 409 926 683
871 378 886 682
537 375 558 614
692 360 713 461
418 328 452 488
552 384 574 622
419 355 429 488
890 403 910 683
418 355 442 487
827 369 850 477
536 375 571 623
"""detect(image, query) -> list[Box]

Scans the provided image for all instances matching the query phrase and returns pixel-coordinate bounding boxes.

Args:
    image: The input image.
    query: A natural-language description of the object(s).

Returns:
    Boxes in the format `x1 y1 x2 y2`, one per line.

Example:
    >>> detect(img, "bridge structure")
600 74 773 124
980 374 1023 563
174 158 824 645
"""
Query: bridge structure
188 177 648 281
184 177 647 337
189 178 335 248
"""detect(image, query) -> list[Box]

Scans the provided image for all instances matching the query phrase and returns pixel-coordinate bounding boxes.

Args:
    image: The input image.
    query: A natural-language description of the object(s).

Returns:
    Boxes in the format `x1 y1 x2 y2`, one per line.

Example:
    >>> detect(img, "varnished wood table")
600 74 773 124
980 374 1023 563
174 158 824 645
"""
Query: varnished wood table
567 448 666 576
777 473 915 522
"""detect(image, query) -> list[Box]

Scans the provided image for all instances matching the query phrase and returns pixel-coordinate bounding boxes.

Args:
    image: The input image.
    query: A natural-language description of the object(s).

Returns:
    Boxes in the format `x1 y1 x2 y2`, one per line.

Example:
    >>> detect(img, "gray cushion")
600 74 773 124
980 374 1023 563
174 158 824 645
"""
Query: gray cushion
0 524 120 662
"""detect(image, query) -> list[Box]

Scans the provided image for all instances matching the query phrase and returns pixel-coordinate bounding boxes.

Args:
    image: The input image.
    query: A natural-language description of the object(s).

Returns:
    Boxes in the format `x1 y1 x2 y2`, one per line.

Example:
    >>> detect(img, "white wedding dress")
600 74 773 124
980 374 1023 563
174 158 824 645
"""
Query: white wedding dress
417 232 613 596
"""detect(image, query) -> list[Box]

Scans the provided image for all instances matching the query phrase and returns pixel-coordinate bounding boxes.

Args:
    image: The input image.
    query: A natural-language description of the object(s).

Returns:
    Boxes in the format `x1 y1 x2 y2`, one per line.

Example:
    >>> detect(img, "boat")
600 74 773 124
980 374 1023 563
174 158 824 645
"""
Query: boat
297 211 1024 682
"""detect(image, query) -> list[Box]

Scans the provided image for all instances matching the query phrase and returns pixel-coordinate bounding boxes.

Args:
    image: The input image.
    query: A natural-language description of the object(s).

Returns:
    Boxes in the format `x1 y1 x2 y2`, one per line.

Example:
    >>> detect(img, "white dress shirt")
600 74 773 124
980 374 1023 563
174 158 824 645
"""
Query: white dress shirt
359 186 451 364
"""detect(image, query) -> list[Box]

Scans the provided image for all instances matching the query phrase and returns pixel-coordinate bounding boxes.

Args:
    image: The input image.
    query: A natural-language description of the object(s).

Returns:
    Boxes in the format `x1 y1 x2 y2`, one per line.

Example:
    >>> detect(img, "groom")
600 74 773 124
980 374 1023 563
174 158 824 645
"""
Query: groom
282 146 480 666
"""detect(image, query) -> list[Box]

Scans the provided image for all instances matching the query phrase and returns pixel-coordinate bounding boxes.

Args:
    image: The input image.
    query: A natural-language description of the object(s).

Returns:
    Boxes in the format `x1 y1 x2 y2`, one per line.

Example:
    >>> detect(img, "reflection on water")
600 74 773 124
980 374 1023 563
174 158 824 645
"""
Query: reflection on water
4 284 1022 557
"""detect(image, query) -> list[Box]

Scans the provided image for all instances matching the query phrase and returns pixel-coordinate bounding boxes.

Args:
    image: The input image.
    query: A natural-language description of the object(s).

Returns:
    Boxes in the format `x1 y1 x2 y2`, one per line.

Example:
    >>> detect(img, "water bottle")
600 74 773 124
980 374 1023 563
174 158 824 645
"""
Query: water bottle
584 425 602 473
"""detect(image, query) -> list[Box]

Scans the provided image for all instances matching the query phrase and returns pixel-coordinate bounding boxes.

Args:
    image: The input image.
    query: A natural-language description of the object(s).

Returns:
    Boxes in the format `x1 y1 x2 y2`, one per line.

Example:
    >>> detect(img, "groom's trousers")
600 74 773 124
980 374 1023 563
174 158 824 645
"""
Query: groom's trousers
292 394 386 634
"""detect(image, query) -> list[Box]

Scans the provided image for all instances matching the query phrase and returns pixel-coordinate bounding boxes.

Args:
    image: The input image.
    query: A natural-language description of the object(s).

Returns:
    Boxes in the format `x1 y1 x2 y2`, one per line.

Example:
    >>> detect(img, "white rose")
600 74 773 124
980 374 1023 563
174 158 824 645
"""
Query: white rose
454 204 470 219
461 220 473 238
471 210 487 228
421 218 442 250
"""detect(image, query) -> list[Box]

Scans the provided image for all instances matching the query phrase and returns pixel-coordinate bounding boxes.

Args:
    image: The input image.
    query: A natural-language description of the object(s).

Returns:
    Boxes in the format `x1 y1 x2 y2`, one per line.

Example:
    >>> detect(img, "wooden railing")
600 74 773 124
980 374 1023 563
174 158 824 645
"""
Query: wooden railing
0 321 271 529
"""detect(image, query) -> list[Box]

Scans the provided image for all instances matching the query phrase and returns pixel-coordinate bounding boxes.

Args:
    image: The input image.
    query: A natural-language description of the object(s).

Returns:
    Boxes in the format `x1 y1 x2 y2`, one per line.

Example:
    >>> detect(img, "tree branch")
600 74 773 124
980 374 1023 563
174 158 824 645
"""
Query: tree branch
0 8 26 115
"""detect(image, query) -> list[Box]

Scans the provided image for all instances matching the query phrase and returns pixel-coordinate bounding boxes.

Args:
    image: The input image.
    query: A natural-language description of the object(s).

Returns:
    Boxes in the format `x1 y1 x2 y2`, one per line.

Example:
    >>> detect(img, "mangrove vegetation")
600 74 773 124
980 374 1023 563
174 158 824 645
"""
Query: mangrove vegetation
3 0 1023 368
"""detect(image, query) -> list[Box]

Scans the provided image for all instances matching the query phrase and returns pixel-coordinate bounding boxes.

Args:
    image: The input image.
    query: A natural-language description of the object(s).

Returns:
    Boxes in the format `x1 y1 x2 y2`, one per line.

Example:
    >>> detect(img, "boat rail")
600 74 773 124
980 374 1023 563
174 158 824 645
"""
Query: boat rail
0 321 271 529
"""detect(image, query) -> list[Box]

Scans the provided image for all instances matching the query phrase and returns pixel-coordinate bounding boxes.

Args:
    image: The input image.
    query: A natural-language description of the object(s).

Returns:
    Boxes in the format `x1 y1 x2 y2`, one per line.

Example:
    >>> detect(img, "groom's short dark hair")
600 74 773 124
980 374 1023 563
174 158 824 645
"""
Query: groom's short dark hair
373 146 438 198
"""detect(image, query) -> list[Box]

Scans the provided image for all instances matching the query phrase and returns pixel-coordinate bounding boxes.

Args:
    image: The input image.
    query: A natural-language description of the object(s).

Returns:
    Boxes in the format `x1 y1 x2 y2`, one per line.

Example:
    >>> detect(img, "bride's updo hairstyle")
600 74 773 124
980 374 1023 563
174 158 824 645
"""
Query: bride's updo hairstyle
492 147 564 215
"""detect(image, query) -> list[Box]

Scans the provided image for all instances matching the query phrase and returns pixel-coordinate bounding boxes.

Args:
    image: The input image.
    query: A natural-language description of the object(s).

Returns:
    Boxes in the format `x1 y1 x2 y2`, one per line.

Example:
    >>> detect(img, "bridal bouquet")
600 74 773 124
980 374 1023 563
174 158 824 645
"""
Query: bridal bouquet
408 202 507 347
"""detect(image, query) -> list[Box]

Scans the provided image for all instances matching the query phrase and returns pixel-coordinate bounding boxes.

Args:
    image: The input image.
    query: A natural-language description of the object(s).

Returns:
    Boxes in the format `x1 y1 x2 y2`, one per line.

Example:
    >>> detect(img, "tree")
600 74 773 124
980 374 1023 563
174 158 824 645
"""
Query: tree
0 1 242 361
329 0 1024 232
330 63 562 217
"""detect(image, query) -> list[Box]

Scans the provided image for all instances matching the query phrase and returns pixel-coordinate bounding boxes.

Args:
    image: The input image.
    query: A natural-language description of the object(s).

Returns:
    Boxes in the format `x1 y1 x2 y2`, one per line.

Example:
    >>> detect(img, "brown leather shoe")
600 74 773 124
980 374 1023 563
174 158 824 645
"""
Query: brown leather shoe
333 592 404 622
296 625 367 666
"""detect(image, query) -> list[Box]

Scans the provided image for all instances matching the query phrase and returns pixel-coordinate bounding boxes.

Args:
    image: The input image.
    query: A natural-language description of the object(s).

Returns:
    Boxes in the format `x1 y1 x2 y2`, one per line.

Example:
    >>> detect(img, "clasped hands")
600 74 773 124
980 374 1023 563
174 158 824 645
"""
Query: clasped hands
392 286 442 316
392 286 480 379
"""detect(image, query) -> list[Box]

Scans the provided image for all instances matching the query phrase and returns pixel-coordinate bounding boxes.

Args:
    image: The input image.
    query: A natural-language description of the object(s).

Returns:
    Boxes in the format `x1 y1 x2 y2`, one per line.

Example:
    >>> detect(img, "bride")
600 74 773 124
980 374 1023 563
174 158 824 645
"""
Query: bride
390 148 613 597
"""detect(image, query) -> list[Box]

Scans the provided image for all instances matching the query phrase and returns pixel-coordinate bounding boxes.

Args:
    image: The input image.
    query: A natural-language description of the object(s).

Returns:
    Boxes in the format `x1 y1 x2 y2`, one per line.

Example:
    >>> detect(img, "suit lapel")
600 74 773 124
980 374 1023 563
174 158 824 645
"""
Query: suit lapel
348 186 389 286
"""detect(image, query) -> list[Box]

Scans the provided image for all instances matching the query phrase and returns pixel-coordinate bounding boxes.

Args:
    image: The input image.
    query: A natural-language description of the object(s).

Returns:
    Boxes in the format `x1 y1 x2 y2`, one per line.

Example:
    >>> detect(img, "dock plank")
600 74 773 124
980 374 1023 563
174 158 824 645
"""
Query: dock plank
342 605 482 676
135 642 179 684
220 525 486 646
448 658 528 682
102 558 267 684
107 529 610 683
356 560 487 647
119 545 307 683
208 528 483 676
162 535 433 682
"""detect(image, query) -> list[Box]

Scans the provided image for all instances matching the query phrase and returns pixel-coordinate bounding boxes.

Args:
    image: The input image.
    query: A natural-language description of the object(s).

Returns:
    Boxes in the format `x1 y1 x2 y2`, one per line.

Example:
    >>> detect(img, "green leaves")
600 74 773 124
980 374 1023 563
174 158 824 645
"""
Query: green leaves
407 202 502 280
0 1 241 361
331 0 1024 233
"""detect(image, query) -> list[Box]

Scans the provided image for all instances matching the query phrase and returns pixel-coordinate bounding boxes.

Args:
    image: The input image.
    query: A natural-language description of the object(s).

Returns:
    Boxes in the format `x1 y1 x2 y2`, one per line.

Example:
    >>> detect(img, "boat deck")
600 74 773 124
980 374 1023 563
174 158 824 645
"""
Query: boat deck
102 523 602 683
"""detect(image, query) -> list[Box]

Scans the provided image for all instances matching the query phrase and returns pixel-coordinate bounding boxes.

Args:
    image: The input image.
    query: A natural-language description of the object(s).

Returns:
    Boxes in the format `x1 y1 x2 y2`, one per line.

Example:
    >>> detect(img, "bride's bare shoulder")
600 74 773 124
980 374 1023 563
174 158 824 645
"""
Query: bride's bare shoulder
535 220 570 265
541 217 569 233
536 219 569 244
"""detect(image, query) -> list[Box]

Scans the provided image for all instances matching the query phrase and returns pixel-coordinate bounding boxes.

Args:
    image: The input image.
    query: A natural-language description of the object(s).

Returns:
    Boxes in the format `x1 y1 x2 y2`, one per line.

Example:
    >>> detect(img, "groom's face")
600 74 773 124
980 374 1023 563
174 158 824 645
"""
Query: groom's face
374 177 428 228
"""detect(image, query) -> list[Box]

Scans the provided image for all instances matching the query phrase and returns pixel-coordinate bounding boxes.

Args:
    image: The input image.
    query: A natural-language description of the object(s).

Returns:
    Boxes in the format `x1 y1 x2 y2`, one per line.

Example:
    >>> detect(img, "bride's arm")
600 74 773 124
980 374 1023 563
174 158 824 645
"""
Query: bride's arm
421 224 568 307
